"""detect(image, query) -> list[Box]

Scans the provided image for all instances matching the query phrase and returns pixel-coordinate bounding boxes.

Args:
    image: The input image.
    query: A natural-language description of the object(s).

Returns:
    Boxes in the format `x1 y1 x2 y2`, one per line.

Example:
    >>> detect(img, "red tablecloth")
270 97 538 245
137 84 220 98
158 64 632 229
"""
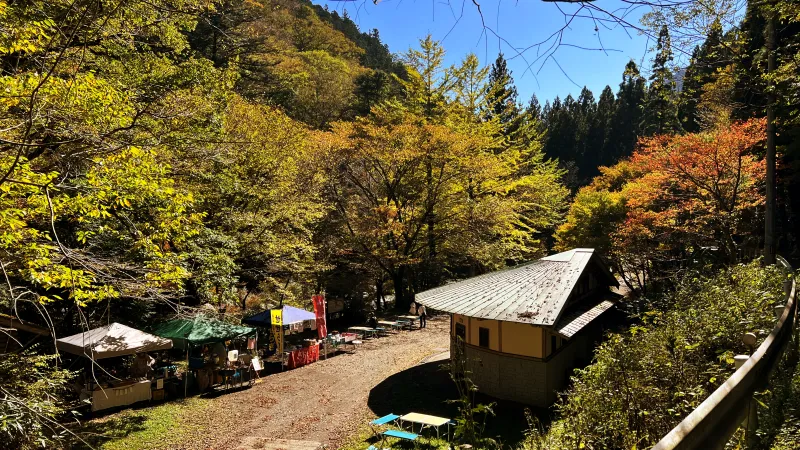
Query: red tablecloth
287 343 320 369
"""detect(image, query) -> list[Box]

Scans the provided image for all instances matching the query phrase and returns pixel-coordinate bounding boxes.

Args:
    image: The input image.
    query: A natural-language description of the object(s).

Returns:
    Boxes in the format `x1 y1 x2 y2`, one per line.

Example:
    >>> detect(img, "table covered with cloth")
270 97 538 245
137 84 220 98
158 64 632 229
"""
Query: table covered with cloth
287 343 320 369
91 379 151 412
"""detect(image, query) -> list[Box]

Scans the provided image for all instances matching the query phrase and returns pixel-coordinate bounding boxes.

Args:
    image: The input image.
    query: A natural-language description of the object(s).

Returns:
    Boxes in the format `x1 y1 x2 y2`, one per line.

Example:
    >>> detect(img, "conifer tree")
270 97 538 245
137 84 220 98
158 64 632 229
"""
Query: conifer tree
575 87 597 177
588 85 617 172
526 94 543 122
611 61 647 161
483 53 522 136
524 94 545 135
452 53 490 118
679 21 726 132
642 25 682 135
402 34 452 120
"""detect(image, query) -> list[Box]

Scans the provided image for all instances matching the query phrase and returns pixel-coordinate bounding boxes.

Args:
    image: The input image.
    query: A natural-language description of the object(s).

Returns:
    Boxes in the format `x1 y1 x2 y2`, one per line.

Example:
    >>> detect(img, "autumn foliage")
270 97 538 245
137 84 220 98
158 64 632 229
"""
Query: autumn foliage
557 118 766 290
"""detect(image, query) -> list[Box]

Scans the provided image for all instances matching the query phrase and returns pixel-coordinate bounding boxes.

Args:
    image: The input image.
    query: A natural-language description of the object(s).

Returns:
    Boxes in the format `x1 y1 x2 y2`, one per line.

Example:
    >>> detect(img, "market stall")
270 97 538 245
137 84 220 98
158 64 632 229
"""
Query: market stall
243 305 321 369
56 322 173 412
151 316 258 394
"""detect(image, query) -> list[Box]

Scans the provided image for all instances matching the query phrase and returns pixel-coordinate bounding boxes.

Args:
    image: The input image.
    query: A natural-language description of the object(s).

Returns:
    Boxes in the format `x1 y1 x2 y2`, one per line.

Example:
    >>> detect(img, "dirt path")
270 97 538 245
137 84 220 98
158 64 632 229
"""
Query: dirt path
170 316 450 450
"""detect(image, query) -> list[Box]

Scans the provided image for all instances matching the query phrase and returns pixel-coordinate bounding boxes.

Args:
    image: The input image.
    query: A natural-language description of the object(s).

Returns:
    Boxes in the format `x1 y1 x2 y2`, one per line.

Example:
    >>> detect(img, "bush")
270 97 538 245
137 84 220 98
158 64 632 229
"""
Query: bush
522 261 788 450
0 351 76 449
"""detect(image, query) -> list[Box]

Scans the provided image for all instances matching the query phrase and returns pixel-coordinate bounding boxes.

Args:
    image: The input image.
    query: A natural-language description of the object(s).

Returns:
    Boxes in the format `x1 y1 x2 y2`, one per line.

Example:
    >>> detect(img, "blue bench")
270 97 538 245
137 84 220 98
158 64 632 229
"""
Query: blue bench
369 414 400 437
381 429 418 447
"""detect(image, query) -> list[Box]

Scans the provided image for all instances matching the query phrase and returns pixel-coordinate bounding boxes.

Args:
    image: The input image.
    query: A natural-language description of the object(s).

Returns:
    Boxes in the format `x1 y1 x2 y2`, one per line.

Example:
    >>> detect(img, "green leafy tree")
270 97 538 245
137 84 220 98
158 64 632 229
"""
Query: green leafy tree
0 352 76 450
320 101 566 309
278 50 357 128
173 97 326 308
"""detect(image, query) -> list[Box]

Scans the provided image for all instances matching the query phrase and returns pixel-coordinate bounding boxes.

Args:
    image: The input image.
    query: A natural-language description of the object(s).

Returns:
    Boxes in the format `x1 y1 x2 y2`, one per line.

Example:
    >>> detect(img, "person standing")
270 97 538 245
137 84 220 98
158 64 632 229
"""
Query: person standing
418 304 427 329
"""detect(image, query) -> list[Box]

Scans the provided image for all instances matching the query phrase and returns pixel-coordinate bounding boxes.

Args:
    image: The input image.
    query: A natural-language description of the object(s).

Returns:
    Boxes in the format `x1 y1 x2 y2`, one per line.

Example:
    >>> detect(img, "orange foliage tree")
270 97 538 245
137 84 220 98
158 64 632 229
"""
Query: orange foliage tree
624 118 766 262
558 119 766 292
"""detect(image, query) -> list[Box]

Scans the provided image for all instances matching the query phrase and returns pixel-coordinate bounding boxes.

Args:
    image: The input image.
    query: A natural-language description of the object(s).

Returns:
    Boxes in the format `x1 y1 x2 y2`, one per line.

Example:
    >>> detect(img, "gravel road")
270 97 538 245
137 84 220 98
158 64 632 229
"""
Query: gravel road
170 316 451 450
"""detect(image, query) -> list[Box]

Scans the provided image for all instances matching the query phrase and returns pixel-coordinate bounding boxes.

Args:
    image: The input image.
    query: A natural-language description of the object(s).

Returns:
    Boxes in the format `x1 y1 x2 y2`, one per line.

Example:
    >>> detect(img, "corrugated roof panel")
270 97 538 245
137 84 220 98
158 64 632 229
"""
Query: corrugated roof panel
554 299 616 338
416 248 609 326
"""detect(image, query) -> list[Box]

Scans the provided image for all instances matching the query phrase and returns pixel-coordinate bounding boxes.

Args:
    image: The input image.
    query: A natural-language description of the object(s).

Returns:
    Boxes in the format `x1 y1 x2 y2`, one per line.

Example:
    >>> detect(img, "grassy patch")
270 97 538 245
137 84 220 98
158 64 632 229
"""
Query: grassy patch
338 424 451 450
71 398 210 449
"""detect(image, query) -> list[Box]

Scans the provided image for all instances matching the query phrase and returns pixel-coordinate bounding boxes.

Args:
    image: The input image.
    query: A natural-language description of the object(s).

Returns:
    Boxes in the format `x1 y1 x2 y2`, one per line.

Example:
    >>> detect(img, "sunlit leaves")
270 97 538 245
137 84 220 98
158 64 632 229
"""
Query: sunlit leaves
0 147 202 306
556 119 766 292
529 262 786 450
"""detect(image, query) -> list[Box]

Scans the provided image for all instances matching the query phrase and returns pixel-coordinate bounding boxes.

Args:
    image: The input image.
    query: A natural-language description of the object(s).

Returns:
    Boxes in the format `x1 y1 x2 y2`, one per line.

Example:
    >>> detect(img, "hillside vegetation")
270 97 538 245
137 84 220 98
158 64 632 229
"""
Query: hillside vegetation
2 0 800 448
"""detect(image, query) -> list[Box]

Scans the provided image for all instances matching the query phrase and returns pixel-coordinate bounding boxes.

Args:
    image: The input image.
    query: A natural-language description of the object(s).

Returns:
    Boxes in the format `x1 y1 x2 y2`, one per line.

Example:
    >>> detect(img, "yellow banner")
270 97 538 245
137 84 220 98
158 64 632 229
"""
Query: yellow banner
271 309 283 354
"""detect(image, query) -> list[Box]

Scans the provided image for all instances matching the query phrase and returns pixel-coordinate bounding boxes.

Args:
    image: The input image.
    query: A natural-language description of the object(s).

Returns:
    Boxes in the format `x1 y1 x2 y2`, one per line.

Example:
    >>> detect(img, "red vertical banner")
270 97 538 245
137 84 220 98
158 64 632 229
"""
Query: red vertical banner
313 294 327 339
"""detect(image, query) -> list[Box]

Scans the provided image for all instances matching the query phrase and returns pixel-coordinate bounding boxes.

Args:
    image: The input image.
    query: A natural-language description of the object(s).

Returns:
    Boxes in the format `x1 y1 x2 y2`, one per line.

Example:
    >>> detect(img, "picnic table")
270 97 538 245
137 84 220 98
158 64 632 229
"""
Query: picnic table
400 412 452 439
378 320 403 332
325 332 358 354
347 326 378 339
397 315 419 329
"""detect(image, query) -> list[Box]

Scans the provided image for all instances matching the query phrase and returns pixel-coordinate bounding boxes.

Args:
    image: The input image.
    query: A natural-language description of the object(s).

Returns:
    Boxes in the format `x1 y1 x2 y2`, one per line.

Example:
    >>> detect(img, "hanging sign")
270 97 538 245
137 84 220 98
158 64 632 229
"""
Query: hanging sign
312 294 327 339
271 309 283 354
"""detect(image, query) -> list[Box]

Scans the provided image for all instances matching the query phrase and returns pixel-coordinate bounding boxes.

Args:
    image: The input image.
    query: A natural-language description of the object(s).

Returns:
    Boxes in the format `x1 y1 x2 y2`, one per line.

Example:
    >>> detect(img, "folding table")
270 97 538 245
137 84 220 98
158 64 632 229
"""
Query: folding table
399 412 452 439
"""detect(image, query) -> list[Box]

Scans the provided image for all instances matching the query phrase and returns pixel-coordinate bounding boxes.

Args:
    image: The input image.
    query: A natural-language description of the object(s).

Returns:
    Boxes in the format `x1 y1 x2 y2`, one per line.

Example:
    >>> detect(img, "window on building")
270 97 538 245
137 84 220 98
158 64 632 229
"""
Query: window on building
478 327 490 348
455 323 466 342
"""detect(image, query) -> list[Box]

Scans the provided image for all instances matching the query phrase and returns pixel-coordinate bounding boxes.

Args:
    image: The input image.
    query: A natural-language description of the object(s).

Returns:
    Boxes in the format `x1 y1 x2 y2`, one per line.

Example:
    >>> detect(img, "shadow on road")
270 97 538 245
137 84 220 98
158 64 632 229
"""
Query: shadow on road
367 357 548 448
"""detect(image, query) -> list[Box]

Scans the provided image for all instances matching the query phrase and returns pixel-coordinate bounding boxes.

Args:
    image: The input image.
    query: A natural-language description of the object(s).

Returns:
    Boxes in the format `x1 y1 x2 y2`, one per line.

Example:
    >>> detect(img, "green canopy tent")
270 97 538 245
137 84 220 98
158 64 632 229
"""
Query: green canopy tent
151 316 256 396
152 317 255 350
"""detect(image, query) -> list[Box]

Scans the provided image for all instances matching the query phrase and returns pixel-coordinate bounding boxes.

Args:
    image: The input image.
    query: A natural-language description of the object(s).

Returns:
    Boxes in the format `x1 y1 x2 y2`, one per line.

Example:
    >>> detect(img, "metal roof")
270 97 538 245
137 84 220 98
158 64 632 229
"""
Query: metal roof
554 299 616 338
415 248 617 326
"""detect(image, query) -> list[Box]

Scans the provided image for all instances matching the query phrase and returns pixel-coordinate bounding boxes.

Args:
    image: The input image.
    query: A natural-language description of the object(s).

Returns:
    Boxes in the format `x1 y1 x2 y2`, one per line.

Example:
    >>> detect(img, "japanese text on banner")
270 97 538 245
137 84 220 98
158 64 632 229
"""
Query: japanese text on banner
312 294 327 339
270 309 283 354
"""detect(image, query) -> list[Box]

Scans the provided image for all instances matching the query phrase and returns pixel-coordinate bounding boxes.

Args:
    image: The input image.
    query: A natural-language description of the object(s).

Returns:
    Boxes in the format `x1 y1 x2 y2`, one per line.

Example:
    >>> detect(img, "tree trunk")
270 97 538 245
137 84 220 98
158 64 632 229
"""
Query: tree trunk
392 265 411 311
764 10 777 265
426 160 436 262
375 277 384 311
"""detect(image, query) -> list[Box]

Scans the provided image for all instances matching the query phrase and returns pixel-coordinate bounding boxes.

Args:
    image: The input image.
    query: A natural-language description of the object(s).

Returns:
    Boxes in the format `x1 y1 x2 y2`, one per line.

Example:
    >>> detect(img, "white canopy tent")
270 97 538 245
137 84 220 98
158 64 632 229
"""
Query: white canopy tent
57 322 173 359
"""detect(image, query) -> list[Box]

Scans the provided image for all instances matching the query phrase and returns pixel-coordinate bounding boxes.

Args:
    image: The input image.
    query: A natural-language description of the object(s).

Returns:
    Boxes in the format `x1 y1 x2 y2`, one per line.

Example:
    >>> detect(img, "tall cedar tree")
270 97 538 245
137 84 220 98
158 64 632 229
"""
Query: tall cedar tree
642 26 682 136
574 87 597 179
586 86 617 175
678 21 727 132
609 61 646 163
539 60 650 187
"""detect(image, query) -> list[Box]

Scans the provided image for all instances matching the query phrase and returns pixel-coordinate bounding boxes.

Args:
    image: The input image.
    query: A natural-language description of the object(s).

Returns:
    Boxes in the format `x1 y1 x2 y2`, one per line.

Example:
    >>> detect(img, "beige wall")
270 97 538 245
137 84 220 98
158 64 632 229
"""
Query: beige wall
453 314 544 358
470 317 500 352
502 321 544 358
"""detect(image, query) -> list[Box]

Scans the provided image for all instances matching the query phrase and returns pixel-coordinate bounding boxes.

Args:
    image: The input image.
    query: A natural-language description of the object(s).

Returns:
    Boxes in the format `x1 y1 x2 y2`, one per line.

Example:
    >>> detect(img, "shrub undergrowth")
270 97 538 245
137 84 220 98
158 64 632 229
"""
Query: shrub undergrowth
522 261 788 450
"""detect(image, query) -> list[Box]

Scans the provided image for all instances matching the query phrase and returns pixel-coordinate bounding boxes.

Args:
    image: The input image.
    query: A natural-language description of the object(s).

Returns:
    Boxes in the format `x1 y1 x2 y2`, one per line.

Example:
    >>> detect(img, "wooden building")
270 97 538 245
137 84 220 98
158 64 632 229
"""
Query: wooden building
1 313 50 353
415 248 620 407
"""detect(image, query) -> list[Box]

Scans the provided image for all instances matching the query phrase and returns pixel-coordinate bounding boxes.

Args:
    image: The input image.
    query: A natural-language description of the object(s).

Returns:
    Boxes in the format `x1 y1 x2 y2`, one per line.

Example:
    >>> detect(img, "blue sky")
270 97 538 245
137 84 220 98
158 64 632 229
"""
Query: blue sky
314 0 659 104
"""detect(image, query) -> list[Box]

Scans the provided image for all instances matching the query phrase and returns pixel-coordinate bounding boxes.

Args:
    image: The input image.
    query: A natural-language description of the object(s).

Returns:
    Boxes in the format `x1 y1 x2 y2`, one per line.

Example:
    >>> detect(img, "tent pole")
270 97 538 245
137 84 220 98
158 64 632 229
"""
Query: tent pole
184 342 189 398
